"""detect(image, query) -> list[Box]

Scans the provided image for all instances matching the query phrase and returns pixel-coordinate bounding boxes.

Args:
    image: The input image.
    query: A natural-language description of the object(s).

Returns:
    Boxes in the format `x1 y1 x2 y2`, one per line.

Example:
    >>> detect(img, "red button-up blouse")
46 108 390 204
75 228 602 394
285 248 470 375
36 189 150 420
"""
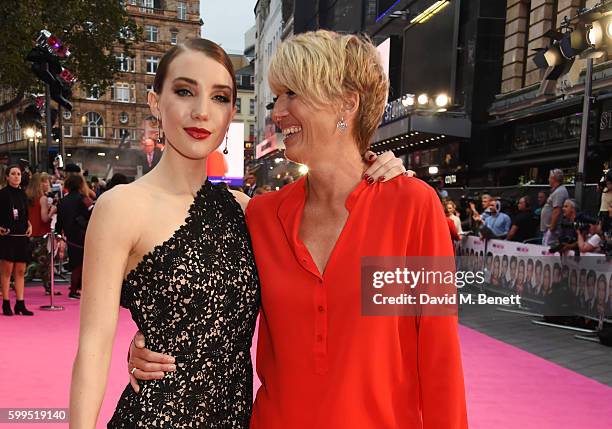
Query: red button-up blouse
246 176 468 429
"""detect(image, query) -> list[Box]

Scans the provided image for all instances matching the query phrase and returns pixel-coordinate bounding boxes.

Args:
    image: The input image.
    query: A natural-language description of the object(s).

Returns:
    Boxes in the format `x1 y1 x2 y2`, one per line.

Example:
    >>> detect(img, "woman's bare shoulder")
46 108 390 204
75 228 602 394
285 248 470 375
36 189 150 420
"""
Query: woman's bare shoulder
92 182 151 221
229 189 251 213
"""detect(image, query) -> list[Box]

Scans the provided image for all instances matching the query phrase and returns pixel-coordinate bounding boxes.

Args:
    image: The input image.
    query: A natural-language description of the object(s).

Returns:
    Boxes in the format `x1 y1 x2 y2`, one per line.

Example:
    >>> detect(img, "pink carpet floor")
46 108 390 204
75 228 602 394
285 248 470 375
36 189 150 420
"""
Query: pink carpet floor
0 287 611 428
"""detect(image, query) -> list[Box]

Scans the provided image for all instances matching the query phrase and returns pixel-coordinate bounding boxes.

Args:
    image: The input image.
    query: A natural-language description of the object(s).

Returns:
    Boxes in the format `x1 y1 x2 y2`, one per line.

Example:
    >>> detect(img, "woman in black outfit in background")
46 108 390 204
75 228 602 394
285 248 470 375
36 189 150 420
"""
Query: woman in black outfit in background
0 166 33 316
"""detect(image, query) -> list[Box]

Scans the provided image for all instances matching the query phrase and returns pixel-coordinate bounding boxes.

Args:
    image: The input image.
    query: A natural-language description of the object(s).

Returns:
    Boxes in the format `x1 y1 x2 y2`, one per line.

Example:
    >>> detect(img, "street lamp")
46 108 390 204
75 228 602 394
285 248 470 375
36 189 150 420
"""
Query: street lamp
25 128 35 139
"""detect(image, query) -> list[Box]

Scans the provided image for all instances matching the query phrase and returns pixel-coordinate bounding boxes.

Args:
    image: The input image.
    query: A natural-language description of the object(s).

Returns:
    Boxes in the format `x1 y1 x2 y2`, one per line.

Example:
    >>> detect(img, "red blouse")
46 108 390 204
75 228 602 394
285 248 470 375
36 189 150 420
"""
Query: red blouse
28 197 50 238
246 176 467 429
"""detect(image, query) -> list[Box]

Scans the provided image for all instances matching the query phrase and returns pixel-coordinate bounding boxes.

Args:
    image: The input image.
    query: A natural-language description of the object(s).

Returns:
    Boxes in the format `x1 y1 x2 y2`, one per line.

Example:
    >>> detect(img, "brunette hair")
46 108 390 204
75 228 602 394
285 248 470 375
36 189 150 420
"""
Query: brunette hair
153 38 237 105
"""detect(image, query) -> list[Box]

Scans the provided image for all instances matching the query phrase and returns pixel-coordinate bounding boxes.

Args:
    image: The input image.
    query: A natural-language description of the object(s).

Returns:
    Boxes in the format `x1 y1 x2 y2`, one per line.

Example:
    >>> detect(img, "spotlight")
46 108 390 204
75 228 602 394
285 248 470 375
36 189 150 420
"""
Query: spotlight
560 29 590 58
435 94 449 107
428 166 439 175
298 164 309 175
401 94 415 107
533 45 563 69
588 20 604 47
417 94 428 105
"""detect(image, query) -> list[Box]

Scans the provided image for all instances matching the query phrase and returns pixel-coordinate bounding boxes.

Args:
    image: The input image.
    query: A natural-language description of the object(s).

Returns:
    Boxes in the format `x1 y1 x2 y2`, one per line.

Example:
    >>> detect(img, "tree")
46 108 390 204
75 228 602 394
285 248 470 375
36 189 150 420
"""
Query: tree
0 0 142 113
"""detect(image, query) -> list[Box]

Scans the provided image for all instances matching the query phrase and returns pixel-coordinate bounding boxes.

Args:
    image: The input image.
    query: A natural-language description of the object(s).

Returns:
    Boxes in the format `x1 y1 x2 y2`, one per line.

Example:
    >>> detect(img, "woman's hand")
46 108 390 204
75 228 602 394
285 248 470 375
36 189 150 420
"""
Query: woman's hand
0 226 8 236
26 222 33 237
362 151 414 184
128 331 176 393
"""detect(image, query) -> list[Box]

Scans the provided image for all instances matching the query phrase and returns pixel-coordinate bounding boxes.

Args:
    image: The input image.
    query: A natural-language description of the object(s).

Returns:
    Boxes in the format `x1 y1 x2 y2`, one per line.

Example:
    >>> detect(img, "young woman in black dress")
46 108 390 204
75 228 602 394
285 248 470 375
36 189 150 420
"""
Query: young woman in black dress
0 165 34 316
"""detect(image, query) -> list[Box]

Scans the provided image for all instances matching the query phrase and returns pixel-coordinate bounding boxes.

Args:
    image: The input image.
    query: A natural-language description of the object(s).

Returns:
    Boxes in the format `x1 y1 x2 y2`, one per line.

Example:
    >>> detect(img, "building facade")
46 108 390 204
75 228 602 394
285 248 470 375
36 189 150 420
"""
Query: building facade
486 0 612 186
0 0 201 177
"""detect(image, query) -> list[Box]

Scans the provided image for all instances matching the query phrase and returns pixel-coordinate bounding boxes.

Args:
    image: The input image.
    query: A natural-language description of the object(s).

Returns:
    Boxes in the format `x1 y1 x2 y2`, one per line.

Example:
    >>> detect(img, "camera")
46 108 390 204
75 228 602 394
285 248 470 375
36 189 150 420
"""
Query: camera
573 213 598 236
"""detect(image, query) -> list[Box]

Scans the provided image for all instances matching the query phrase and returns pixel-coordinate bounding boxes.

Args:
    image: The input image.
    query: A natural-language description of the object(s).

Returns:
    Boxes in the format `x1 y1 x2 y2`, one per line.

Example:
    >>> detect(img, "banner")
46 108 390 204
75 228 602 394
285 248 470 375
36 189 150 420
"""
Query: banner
458 236 612 322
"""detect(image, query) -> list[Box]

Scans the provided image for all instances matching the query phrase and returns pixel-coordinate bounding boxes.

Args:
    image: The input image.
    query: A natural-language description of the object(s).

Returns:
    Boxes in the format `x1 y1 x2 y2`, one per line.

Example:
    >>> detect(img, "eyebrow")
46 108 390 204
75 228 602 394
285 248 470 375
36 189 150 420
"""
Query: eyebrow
172 77 232 92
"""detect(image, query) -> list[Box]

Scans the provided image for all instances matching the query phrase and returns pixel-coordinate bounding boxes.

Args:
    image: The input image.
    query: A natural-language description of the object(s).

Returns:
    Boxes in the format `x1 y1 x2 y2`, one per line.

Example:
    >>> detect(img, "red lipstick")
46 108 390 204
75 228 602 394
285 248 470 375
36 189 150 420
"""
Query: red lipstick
184 127 211 140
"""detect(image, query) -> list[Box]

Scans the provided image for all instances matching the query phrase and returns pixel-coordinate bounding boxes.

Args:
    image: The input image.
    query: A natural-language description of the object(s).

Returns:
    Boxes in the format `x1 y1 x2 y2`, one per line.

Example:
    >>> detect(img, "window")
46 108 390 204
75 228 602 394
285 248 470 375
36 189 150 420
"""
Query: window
116 53 136 72
0 122 4 144
146 56 160 74
63 125 72 137
82 112 104 138
63 110 72 120
249 99 255 115
85 85 100 100
250 75 255 86
112 82 136 103
145 25 158 42
236 98 242 113
177 1 186 19
142 0 154 13
146 84 154 95
116 128 130 141
171 31 178 45
249 124 255 139
14 120 21 140
6 119 13 142
119 112 129 124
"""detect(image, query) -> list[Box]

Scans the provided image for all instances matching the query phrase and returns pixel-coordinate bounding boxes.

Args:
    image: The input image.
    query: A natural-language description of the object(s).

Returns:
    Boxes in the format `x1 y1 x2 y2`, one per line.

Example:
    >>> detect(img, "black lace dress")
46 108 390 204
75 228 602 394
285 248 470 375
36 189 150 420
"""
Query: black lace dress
108 181 260 428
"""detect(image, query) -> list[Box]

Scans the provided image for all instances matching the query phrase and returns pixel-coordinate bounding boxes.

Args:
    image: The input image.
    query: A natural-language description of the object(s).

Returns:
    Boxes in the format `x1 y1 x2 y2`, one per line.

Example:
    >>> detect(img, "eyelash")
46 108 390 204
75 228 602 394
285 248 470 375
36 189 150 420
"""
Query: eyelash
268 90 296 109
174 88 230 103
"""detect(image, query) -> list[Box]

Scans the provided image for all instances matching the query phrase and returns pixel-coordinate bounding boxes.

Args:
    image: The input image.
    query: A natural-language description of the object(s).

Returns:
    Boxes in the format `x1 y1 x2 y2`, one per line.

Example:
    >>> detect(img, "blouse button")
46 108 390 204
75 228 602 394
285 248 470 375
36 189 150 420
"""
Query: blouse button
318 306 325 312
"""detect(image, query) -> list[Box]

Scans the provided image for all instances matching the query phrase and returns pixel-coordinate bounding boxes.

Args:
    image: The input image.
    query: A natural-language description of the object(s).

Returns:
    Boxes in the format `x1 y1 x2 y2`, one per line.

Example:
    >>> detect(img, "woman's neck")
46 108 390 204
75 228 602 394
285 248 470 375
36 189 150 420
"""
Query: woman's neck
144 143 209 197
304 151 367 205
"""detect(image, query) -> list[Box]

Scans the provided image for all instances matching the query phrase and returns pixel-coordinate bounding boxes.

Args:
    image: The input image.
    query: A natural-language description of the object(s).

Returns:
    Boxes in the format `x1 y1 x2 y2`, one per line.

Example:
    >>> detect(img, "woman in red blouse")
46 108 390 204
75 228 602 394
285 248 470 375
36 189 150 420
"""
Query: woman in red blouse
131 30 467 428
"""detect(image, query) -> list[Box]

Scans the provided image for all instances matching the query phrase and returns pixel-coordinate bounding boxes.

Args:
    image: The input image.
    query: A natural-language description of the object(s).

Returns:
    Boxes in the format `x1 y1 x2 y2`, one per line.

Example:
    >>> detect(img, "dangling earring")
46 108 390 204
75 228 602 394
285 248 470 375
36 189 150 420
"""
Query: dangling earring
337 115 348 131
223 132 229 154
156 117 164 145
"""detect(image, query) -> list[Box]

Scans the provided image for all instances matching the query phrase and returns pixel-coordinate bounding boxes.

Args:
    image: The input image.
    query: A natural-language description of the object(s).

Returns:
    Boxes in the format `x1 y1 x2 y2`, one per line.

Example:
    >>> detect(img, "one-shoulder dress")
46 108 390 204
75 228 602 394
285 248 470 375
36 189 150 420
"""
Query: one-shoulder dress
108 181 260 428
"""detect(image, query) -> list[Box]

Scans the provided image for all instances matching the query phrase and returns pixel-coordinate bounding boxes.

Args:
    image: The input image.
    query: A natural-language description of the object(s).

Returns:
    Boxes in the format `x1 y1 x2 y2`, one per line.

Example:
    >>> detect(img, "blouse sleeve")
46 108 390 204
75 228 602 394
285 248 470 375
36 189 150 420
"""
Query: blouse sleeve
412 186 468 428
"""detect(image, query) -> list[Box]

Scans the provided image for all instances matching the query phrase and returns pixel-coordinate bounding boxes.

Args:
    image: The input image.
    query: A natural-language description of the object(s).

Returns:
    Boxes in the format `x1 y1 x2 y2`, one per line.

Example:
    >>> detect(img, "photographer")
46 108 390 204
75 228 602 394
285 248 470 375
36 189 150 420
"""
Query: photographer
476 199 511 239
549 199 578 253
576 220 603 254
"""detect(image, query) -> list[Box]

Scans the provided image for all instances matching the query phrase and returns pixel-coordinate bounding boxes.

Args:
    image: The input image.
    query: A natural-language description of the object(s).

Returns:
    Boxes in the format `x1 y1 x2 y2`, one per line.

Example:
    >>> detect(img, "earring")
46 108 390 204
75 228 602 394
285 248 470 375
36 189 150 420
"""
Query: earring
337 116 348 130
156 117 164 145
223 132 229 154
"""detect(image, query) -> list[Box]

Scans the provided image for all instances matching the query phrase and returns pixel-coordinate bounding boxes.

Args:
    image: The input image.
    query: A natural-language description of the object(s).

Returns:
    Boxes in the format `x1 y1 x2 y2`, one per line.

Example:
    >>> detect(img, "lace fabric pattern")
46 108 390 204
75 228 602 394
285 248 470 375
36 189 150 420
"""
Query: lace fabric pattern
108 181 260 428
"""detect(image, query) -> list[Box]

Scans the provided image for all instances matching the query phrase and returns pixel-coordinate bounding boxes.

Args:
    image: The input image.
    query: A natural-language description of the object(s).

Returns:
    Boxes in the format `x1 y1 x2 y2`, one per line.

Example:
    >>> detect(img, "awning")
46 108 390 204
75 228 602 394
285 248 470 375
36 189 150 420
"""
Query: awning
373 112 471 142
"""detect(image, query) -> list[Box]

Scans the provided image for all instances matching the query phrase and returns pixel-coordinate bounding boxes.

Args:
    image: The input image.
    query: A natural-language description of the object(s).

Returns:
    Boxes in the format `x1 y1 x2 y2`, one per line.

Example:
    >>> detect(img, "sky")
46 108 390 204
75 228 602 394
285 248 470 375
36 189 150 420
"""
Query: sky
200 0 258 54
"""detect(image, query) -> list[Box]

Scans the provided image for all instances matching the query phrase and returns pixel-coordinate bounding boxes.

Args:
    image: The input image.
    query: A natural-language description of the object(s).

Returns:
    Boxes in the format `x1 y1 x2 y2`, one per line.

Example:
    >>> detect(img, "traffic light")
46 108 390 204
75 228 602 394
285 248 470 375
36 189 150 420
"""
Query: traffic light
26 30 76 111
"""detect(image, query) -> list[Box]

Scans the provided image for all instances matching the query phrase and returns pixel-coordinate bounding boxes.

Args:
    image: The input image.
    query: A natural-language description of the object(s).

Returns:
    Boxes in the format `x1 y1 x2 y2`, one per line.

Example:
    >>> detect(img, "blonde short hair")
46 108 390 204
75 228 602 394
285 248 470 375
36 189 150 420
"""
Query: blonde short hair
268 30 389 154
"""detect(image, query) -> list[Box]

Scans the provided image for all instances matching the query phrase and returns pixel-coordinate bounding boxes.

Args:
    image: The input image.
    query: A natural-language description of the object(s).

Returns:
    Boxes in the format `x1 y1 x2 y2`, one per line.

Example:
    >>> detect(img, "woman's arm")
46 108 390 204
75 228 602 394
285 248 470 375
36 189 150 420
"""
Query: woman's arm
414 189 468 428
69 190 135 429
40 195 56 224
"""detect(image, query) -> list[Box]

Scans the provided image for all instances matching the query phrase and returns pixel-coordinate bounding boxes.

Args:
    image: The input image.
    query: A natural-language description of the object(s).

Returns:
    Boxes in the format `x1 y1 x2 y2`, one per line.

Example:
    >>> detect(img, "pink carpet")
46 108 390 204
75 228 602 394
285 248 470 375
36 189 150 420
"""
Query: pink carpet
0 287 611 428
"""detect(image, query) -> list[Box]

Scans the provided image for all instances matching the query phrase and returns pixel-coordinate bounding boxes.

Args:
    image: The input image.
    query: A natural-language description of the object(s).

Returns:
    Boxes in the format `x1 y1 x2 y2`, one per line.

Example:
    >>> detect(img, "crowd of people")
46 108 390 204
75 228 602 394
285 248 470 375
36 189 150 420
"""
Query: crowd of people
0 157 299 318
0 161 134 316
441 168 610 256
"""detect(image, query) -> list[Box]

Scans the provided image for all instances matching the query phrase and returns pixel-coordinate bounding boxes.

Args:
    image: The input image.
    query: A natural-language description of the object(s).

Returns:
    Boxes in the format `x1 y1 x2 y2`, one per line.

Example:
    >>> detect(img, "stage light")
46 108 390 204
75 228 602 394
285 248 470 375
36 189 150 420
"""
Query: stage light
25 128 35 139
588 21 604 47
435 94 449 107
533 45 563 69
428 166 439 175
417 94 428 105
298 164 309 175
560 29 589 58
401 94 415 107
